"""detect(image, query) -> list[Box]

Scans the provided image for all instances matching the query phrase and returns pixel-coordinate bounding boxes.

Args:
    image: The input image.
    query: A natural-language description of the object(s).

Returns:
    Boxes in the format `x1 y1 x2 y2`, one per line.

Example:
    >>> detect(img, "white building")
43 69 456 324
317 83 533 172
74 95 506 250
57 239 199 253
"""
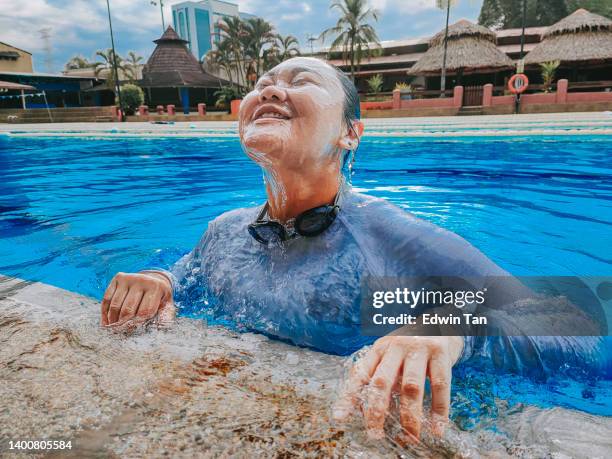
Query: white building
171 0 256 61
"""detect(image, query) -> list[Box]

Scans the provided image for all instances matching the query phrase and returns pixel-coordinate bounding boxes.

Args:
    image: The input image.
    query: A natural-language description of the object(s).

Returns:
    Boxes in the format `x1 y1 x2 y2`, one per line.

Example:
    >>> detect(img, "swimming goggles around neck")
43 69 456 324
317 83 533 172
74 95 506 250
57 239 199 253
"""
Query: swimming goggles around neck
248 186 343 244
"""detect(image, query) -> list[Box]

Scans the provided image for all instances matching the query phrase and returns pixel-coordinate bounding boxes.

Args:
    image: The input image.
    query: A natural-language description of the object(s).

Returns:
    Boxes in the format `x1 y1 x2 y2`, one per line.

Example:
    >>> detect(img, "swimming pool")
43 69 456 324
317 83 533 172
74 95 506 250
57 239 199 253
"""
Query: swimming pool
1 130 611 453
1 133 610 299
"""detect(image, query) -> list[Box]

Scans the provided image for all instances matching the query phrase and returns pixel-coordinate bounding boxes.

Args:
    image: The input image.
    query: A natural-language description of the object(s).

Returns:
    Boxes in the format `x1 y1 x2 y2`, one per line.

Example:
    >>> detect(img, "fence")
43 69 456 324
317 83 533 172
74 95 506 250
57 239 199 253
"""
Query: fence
357 79 612 116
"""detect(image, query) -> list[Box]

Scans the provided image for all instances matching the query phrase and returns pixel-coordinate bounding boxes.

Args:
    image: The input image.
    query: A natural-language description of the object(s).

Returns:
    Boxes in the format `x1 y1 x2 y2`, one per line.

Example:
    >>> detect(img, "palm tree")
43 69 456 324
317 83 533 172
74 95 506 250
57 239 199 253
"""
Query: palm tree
217 16 248 88
319 0 381 81
436 0 456 97
243 17 277 85
276 34 300 61
94 49 125 92
206 39 236 87
264 34 300 70
540 60 560 93
64 55 93 71
124 51 143 82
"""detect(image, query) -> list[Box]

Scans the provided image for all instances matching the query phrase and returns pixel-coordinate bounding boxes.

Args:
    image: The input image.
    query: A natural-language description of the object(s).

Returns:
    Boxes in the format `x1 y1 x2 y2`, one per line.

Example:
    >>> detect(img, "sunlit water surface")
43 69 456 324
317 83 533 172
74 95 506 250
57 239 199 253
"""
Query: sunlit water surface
1 134 611 454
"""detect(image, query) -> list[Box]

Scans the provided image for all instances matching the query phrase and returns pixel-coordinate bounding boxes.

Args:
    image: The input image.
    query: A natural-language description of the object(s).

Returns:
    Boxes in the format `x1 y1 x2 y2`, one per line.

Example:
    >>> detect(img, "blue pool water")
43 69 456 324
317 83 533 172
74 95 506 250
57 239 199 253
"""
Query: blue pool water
1 134 611 418
1 134 610 296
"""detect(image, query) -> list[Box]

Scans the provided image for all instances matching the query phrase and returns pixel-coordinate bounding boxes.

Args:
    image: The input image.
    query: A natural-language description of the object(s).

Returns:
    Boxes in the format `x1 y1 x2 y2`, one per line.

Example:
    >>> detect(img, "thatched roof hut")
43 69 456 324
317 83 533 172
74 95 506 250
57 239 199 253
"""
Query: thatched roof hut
408 19 514 76
524 9 612 65
141 26 227 88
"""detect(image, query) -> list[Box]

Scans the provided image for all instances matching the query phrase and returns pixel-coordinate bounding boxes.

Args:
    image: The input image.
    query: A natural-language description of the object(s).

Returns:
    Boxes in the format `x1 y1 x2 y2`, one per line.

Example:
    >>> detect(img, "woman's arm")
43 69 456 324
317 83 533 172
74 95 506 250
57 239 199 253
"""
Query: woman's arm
337 200 611 440
100 222 212 328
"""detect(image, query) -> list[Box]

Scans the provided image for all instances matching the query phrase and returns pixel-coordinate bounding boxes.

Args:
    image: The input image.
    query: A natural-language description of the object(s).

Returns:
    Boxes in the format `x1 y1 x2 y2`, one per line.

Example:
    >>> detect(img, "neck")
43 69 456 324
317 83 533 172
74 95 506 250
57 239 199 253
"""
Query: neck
264 164 341 222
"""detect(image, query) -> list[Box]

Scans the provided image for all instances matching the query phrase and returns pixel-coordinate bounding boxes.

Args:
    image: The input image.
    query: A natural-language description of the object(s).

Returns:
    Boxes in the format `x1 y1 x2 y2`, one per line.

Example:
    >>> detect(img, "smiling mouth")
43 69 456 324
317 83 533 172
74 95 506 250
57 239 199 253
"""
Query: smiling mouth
252 105 292 122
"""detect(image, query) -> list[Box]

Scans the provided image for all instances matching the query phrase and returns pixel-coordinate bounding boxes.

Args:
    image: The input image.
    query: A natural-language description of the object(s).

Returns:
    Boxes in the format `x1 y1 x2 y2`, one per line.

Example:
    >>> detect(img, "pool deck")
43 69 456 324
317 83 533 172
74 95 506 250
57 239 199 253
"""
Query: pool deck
1 111 611 138
1 277 611 458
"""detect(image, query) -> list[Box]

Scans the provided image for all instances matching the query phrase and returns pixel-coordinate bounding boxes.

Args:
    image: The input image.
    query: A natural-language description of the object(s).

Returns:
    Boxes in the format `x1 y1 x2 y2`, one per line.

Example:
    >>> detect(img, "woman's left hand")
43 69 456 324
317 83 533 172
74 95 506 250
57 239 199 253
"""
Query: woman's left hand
333 335 464 442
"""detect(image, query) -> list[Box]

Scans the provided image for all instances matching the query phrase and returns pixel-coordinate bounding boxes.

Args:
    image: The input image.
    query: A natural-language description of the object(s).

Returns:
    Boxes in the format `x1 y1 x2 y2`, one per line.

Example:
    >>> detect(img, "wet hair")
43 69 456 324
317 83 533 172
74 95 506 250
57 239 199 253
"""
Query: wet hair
329 64 360 180
331 66 361 126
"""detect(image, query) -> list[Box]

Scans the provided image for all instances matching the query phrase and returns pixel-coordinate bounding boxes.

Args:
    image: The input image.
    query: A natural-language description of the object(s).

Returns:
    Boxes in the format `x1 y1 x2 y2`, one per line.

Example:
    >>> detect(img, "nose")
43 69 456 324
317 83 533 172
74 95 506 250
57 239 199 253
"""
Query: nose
258 84 287 103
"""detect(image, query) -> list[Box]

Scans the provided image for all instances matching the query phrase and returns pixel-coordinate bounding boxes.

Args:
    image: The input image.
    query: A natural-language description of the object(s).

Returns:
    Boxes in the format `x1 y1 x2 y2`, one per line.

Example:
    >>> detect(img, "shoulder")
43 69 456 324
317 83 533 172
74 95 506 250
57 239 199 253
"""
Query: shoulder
188 206 260 255
341 191 439 238
341 191 507 276
206 205 261 239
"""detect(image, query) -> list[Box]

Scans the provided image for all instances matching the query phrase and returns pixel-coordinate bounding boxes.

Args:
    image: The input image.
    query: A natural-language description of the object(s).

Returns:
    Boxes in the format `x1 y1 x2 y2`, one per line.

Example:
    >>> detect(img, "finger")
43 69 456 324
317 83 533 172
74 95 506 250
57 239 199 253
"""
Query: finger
136 288 164 321
107 286 128 325
399 352 428 442
107 315 149 334
156 299 176 327
365 344 405 439
118 288 144 322
333 346 384 422
101 279 118 326
428 355 452 436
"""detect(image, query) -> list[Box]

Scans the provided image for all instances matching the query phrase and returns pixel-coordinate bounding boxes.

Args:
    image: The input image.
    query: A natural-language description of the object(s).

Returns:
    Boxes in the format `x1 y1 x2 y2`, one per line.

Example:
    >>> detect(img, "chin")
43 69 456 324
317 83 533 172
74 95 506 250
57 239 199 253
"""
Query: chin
241 123 291 163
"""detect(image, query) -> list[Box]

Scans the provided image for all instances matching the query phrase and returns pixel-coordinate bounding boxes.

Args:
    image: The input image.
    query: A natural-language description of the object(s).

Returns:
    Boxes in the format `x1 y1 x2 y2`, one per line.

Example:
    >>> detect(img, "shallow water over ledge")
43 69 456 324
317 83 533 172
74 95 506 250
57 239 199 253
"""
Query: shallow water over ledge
1 276 611 458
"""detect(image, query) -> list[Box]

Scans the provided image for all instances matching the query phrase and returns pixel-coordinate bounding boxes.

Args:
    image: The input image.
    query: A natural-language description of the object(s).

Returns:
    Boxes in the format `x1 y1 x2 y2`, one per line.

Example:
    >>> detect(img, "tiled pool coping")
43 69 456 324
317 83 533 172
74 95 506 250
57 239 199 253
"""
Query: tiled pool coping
1 112 611 138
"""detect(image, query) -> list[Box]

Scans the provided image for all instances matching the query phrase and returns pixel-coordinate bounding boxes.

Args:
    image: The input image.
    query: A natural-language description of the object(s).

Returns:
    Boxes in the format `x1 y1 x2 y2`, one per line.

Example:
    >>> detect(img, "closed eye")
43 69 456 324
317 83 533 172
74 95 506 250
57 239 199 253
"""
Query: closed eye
256 78 273 90
291 73 320 86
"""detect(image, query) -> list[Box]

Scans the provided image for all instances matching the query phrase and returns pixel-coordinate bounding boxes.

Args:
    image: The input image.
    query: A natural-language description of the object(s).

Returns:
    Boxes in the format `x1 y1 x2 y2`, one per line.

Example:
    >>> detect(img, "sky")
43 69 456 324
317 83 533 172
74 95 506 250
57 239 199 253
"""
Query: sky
0 0 483 74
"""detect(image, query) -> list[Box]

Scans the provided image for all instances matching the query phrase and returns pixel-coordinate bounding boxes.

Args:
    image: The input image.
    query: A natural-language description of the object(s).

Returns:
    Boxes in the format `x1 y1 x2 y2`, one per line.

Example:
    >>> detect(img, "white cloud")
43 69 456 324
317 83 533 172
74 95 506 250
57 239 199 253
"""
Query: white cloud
0 0 169 69
280 13 304 21
369 0 436 15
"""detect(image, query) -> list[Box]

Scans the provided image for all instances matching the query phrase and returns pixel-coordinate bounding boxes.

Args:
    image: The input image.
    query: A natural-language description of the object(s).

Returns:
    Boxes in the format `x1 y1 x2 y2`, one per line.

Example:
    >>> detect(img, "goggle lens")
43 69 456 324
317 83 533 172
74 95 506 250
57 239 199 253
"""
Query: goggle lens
248 222 289 244
295 206 337 237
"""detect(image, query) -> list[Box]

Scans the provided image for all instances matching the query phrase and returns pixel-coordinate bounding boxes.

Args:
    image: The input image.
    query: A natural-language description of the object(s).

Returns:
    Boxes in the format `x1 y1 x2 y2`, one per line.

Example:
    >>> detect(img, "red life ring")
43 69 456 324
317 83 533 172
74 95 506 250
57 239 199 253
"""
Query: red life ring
508 74 529 94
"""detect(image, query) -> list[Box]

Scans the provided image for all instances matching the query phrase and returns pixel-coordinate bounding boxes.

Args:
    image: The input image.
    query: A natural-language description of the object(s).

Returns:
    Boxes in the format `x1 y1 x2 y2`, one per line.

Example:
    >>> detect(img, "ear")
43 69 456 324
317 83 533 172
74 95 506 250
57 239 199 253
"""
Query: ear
337 120 364 151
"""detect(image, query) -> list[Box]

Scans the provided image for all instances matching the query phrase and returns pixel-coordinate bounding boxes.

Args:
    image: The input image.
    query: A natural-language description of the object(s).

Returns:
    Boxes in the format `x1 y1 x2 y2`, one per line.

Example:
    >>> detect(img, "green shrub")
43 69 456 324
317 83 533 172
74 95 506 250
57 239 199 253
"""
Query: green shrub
394 82 412 92
116 84 144 116
214 86 244 110
366 74 384 94
540 61 560 93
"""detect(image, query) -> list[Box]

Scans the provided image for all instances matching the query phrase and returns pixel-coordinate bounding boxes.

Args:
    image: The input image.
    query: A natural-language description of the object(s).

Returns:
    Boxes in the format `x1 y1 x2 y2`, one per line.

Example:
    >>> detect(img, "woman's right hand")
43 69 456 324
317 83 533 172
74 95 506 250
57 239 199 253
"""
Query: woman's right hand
101 271 175 328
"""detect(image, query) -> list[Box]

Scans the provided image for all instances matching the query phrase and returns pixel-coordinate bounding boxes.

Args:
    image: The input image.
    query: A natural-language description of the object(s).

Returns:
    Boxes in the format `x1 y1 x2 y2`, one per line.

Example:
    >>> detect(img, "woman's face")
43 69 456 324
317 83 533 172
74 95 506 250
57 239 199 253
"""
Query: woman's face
238 57 349 171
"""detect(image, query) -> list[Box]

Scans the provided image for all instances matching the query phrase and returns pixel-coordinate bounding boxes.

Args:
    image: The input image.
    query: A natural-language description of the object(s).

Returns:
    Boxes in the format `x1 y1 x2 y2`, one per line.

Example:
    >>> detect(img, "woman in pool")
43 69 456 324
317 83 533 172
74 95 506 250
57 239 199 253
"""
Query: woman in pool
101 57 610 442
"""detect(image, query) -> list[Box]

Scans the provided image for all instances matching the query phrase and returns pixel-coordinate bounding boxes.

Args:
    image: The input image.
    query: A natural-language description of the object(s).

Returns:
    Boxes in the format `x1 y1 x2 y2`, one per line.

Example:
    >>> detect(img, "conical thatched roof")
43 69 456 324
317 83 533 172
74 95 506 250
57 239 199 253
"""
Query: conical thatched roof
408 19 513 76
141 26 228 88
524 9 612 64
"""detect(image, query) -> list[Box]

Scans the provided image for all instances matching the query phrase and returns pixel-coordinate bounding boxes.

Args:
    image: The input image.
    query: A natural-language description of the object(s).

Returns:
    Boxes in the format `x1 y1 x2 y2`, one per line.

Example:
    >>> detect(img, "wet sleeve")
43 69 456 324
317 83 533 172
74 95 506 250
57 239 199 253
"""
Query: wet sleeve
144 221 217 308
377 206 612 380
459 335 612 379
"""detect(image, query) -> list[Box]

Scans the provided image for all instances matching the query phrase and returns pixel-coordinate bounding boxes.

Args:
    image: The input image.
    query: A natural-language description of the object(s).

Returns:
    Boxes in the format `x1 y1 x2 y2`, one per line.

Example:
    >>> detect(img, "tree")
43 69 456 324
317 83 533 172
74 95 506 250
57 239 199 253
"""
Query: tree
206 39 237 87
124 51 143 82
217 16 249 88
243 17 277 83
94 49 125 92
565 0 611 19
64 55 93 71
436 0 456 97
366 74 383 93
213 86 243 110
479 0 611 30
540 60 560 92
116 83 144 115
212 16 282 90
263 34 301 70
320 0 381 81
